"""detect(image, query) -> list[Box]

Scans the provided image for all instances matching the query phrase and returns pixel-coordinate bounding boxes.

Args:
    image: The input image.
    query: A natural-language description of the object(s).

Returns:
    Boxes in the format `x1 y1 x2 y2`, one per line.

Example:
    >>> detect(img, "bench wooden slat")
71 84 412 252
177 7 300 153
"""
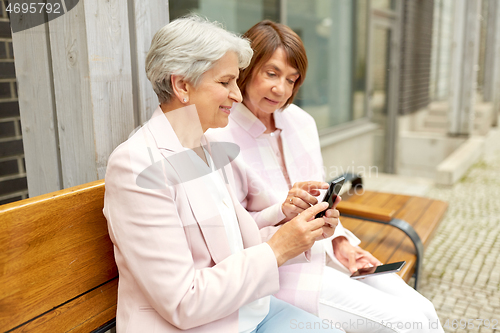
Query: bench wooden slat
341 191 413 255
337 216 365 235
369 196 432 271
337 190 403 236
355 224 396 264
337 201 395 222
413 200 449 248
341 191 447 283
341 189 377 204
9 279 117 333
359 191 396 207
0 180 118 332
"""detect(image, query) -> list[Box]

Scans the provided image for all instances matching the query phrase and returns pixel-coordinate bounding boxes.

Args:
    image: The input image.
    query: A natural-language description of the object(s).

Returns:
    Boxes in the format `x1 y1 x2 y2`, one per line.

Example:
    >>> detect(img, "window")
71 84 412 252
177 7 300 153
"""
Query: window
169 0 369 130
169 0 279 34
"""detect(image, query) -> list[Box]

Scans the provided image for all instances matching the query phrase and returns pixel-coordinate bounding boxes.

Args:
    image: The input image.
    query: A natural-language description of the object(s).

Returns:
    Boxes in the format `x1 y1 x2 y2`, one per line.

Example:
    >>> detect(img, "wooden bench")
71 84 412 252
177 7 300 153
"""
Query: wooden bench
336 175 448 289
0 180 116 333
0 177 447 332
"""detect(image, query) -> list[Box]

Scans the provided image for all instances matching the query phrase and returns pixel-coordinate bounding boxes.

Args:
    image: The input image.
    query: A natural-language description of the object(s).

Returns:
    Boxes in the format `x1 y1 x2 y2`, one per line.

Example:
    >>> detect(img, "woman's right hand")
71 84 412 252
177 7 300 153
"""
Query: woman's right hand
267 201 332 266
281 181 329 222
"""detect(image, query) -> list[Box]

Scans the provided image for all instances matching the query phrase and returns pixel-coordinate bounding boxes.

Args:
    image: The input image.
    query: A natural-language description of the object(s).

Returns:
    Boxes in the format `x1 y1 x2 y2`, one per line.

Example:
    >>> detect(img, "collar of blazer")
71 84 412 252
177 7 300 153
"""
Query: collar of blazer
145 106 261 263
230 102 288 139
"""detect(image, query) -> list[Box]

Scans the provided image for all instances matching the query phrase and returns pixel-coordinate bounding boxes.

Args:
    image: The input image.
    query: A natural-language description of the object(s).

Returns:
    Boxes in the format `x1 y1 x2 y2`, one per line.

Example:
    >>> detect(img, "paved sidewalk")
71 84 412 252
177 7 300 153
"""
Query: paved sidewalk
419 127 500 333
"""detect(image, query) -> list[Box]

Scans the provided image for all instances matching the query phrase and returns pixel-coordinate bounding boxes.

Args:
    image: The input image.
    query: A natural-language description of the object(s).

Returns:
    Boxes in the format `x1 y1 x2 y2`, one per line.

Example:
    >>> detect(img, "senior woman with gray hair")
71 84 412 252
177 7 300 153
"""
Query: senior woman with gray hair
103 16 343 333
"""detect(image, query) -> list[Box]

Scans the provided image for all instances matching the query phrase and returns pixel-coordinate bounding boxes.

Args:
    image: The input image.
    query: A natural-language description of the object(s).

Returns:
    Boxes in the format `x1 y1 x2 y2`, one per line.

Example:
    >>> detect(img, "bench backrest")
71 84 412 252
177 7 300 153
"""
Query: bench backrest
0 179 118 333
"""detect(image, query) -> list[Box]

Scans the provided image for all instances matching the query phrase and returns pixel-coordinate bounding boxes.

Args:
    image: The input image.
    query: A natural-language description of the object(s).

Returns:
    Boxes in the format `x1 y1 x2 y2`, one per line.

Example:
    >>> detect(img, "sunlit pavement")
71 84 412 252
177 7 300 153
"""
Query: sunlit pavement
360 124 500 332
419 126 500 333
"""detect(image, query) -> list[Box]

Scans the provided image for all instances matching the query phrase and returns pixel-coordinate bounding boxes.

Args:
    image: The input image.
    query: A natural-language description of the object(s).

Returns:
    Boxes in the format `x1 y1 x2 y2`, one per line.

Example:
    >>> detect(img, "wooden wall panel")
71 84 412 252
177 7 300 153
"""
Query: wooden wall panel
48 0 98 188
130 0 169 125
13 0 167 194
83 0 136 180
11 24 62 197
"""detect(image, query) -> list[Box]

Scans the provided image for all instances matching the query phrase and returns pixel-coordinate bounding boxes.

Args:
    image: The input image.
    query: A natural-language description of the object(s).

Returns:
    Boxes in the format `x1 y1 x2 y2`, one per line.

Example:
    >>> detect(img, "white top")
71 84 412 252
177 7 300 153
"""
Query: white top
261 129 292 189
200 147 270 333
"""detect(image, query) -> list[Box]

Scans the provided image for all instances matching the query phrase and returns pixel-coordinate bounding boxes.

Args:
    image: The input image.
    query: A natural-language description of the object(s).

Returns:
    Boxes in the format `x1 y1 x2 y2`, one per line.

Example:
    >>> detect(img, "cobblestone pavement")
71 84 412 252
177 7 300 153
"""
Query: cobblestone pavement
419 127 500 333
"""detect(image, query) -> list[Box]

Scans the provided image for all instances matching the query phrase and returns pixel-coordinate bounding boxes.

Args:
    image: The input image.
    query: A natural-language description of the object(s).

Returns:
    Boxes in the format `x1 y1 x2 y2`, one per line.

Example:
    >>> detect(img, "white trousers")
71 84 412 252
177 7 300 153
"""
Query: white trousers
318 256 444 333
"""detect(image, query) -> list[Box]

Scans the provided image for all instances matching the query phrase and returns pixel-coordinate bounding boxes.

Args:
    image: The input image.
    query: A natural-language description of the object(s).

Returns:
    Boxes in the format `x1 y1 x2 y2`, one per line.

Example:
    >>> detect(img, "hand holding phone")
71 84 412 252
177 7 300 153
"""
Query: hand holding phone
315 176 345 219
350 261 406 279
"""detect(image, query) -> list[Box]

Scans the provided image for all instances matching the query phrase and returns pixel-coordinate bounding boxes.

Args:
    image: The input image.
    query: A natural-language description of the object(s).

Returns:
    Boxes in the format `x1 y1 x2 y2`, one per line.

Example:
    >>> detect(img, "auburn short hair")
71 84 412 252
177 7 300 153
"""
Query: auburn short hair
238 20 308 109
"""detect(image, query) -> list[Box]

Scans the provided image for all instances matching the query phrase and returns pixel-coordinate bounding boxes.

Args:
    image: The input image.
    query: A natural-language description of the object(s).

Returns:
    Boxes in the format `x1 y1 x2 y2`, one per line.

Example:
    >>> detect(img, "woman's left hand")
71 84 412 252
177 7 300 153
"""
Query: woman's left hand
332 236 382 273
282 181 329 221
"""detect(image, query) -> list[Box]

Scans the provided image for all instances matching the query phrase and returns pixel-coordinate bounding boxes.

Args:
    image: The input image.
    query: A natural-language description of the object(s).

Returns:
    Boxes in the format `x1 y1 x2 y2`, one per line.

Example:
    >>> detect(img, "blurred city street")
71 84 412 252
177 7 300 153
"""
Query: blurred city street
420 126 500 332
364 124 500 332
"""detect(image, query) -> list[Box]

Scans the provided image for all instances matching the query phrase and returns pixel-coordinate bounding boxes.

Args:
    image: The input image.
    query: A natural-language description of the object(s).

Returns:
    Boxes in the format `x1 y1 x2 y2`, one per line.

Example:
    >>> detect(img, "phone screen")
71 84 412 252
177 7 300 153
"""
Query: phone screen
315 177 345 219
350 261 406 279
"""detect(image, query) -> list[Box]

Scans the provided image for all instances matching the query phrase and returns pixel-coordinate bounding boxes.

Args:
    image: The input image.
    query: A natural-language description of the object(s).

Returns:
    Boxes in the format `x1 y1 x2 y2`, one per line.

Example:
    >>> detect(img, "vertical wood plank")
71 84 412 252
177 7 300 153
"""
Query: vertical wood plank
48 0 98 188
83 0 136 180
11 25 62 197
129 0 169 125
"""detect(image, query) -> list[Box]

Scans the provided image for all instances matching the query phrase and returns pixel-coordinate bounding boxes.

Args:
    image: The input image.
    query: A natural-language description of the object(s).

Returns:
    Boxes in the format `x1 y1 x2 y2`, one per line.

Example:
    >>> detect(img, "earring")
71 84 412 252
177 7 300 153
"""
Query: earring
183 98 187 103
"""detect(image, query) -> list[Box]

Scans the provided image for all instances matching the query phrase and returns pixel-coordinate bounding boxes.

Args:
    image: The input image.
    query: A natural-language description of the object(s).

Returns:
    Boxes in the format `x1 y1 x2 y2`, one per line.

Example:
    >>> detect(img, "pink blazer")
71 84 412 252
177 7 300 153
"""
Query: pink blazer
208 103 360 315
103 107 281 332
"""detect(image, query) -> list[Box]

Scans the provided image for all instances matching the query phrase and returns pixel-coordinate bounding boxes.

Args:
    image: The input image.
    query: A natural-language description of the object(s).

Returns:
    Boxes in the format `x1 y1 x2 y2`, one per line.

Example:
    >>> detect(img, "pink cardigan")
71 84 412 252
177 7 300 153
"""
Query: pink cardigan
208 103 360 315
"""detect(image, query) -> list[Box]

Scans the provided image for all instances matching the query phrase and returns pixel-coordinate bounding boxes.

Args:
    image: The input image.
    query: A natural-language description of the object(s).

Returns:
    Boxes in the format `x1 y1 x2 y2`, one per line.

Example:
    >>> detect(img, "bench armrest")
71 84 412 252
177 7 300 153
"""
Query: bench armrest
340 172 363 189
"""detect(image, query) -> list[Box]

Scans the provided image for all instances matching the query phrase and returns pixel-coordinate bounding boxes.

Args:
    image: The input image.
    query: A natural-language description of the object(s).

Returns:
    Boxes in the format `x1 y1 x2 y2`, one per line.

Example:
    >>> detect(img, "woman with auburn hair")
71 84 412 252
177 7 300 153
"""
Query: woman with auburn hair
209 20 444 333
104 16 343 333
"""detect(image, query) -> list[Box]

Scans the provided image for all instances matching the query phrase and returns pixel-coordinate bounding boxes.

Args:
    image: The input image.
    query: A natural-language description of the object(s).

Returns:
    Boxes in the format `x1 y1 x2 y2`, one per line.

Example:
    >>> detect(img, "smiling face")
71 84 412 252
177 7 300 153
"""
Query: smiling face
243 47 300 118
188 51 242 132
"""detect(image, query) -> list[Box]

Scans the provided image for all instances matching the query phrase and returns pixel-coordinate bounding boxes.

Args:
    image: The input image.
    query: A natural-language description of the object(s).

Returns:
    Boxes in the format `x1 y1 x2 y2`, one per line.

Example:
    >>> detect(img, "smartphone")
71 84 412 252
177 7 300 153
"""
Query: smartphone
350 261 406 279
315 176 345 219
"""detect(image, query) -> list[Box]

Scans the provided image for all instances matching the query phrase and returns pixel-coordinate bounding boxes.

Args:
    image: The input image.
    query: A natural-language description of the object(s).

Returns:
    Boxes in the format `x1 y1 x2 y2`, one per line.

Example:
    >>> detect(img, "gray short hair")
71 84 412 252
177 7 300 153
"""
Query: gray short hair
146 15 253 104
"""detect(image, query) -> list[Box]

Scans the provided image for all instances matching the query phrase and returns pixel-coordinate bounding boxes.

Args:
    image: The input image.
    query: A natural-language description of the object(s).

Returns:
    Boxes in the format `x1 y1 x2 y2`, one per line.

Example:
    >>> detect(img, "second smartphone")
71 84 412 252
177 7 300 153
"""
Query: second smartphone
350 261 406 279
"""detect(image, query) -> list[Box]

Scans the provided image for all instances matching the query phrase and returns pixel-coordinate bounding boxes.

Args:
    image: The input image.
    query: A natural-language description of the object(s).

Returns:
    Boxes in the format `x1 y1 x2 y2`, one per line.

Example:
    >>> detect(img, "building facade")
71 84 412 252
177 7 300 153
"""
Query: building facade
2 0 500 198
0 1 27 205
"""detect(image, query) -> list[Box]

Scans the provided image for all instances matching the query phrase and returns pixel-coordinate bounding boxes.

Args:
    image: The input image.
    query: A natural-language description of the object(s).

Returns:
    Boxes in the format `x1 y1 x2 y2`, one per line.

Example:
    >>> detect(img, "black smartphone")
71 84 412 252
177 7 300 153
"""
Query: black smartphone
350 261 406 279
315 176 345 219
